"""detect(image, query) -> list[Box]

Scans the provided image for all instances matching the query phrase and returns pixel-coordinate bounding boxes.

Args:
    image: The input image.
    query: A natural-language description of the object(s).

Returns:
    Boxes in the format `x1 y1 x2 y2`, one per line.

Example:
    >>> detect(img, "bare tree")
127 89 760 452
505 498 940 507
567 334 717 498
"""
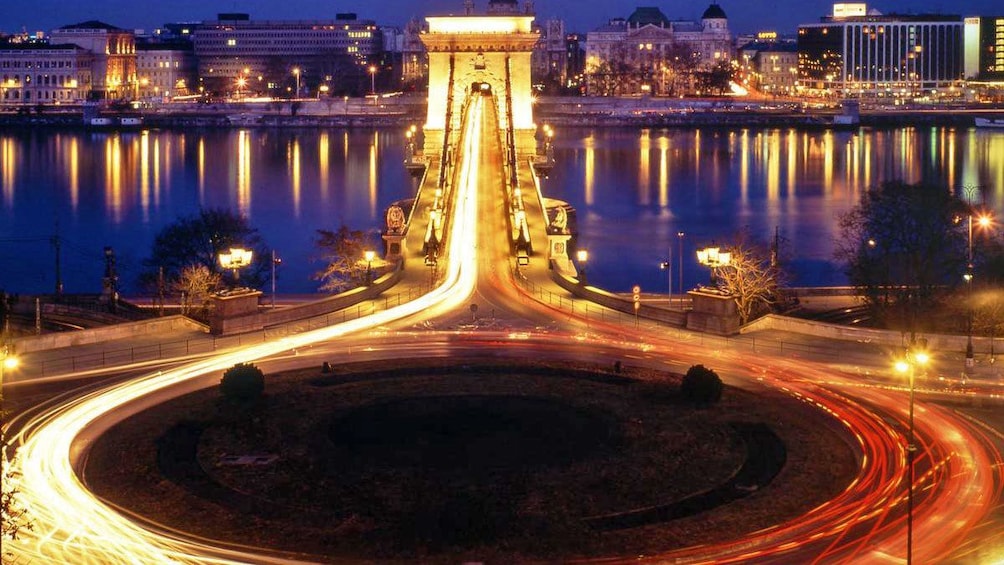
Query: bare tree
313 226 372 293
714 235 786 325
972 288 1004 361
172 264 222 318
2 395 33 553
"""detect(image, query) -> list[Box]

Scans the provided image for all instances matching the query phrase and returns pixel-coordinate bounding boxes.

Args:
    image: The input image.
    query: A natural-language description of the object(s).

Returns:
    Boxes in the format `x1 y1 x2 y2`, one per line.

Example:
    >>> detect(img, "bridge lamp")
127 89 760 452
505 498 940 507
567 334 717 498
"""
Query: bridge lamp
219 247 253 285
576 249 589 285
364 250 375 285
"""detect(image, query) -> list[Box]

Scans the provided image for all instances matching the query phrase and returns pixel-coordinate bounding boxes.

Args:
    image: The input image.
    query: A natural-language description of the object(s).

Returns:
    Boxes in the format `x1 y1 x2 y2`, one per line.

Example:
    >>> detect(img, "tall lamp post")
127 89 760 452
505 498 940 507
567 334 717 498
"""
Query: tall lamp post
659 251 672 306
292 67 301 99
271 250 282 309
696 245 731 287
965 213 992 371
364 250 375 285
576 249 589 286
368 65 377 95
677 231 685 297
219 247 253 287
895 347 930 565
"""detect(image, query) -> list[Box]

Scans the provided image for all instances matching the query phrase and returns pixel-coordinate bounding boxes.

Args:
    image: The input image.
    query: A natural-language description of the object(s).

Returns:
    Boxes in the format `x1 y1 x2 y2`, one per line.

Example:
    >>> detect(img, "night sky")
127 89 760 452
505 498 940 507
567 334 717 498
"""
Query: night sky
0 0 1001 37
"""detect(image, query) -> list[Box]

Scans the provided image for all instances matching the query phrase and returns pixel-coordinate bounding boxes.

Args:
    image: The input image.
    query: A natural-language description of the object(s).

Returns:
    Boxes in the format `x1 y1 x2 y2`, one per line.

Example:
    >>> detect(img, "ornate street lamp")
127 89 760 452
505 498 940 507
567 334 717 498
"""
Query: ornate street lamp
292 67 301 98
697 245 731 286
219 247 253 286
965 213 993 372
368 65 377 95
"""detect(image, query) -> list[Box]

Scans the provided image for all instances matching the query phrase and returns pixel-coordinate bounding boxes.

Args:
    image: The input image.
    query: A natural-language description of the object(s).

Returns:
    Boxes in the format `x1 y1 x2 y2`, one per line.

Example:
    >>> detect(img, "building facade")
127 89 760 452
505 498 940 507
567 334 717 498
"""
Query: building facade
136 40 197 100
0 43 93 105
798 3 964 96
50 20 136 100
739 35 799 95
584 4 733 96
964 16 1004 81
192 13 383 97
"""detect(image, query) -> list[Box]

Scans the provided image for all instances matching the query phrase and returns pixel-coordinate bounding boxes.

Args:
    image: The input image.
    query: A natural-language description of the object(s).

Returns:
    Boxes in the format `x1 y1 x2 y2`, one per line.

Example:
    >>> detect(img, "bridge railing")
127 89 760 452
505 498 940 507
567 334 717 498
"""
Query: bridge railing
511 268 897 368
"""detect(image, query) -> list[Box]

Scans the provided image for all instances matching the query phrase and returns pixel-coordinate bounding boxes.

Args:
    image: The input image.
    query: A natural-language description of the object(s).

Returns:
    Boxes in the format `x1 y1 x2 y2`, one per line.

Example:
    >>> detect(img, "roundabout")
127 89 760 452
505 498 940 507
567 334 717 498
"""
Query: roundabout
84 358 855 562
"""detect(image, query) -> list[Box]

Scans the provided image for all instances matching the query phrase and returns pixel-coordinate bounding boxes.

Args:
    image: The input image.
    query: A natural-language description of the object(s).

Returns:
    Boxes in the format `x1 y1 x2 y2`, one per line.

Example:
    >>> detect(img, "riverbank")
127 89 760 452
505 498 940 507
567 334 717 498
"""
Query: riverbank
2 94 1002 129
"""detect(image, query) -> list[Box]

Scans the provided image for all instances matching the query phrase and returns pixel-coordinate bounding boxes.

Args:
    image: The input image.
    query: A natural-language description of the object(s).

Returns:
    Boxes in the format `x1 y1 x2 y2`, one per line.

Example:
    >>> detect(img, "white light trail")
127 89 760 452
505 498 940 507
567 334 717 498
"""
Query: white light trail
6 96 486 564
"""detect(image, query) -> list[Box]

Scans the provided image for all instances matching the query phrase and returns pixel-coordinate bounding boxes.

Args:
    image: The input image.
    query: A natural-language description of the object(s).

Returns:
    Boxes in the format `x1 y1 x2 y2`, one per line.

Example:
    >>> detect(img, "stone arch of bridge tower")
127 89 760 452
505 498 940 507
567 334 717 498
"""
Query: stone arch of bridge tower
450 61 509 132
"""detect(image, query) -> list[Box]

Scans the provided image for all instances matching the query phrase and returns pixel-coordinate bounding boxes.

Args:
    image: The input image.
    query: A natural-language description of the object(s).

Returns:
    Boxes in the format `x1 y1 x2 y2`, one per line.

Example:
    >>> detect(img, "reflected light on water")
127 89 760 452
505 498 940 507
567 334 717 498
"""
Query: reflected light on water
638 129 650 206
658 134 669 209
68 137 79 212
237 130 251 216
104 135 123 224
140 132 150 221
289 138 302 218
369 130 378 218
197 136 205 201
319 131 330 202
1 138 15 207
584 132 595 206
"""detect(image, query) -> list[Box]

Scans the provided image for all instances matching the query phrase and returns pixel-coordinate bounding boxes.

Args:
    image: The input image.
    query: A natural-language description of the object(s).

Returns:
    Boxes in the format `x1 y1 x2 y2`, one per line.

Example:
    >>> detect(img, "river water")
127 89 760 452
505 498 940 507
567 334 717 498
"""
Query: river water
1 125 1002 296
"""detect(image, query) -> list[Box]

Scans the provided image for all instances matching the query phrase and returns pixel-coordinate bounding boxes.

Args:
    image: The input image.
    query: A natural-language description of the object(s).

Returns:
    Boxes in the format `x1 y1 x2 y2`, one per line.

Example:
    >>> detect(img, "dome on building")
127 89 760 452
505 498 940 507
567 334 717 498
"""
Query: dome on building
701 3 728 19
627 7 671 27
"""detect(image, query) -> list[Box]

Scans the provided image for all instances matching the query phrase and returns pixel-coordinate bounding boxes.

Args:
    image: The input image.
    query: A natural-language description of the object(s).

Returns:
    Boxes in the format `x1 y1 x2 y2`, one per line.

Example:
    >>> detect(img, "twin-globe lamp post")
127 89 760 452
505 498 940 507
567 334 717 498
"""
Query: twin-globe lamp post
219 247 253 287
696 245 731 287
894 346 930 565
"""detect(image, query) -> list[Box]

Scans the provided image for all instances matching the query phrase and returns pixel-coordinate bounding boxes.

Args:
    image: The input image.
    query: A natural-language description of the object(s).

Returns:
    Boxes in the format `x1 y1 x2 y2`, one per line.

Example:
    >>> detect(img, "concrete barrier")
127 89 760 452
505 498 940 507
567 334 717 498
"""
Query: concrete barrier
13 316 209 354
741 313 997 355
549 268 687 326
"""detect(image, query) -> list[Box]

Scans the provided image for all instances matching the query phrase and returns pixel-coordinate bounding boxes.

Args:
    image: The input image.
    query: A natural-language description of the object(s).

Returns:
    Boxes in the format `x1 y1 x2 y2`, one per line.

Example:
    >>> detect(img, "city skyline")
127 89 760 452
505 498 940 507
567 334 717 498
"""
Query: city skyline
1 0 1002 37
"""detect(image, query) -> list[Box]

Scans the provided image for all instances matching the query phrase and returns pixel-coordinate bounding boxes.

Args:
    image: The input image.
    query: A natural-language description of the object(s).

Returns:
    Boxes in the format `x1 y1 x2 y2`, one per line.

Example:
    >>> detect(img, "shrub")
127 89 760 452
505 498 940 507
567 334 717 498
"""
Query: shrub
220 363 265 401
681 364 722 404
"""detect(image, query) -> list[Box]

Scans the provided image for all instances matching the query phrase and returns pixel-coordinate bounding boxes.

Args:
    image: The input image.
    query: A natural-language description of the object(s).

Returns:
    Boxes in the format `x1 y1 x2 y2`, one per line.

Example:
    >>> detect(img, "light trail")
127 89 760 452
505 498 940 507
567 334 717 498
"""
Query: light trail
5 96 485 564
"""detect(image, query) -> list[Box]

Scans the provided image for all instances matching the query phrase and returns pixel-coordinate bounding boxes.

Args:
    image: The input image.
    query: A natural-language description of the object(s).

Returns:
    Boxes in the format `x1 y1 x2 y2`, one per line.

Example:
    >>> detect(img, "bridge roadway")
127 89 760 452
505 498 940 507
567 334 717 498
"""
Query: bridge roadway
4 91 1004 564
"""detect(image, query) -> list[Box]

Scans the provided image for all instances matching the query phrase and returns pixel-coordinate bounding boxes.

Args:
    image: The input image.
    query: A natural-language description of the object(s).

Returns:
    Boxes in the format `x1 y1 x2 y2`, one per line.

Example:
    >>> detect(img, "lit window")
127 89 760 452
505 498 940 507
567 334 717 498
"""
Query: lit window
227 38 236 46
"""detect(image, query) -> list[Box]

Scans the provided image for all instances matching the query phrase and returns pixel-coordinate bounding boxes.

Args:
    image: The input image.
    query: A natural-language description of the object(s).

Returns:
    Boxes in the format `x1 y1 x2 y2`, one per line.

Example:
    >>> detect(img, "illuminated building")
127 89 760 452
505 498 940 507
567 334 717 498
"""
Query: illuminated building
738 34 799 95
797 3 964 97
136 40 197 101
192 12 382 97
0 43 92 105
964 16 1004 81
50 21 137 100
584 4 733 96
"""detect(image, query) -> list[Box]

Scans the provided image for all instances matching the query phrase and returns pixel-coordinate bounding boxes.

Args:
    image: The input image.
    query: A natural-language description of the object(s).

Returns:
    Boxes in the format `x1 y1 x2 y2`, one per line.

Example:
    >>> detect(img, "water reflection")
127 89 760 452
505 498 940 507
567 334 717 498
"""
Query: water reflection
0 128 411 294
543 126 1004 291
0 126 1002 295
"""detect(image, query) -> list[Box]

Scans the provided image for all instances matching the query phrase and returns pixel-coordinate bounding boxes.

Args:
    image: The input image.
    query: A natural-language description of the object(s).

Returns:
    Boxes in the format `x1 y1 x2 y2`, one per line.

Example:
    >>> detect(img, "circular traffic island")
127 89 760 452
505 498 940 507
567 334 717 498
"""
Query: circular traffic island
85 359 856 562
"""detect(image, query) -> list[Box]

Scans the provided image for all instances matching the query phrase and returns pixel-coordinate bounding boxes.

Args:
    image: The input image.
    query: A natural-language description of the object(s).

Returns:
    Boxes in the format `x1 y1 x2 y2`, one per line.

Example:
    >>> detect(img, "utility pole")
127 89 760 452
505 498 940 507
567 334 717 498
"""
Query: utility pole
51 233 63 299
102 246 119 313
158 266 165 317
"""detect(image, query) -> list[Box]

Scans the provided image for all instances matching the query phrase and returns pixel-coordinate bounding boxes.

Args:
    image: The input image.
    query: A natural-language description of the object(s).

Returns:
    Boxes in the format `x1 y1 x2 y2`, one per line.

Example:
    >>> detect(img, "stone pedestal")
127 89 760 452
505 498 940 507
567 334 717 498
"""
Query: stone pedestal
209 290 262 335
685 290 739 335
383 232 405 263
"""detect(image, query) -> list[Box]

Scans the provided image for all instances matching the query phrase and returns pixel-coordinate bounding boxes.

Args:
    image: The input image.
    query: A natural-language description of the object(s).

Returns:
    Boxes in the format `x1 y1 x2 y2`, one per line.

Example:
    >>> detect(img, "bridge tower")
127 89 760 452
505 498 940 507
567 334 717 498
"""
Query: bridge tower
420 7 540 154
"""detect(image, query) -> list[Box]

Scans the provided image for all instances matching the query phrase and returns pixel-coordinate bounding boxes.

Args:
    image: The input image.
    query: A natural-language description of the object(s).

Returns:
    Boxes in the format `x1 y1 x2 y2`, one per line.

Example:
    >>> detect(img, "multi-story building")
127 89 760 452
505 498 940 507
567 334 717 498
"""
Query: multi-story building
136 39 197 101
192 12 383 97
50 20 136 100
798 3 964 97
964 16 1004 81
397 18 428 90
0 42 93 105
739 34 799 95
584 4 733 96
532 19 568 92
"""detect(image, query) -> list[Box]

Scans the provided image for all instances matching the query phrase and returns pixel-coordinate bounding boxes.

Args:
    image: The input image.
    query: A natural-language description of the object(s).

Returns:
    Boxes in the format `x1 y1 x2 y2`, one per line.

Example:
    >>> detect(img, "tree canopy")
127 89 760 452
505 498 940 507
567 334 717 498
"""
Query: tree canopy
313 225 375 293
141 209 270 292
835 180 969 334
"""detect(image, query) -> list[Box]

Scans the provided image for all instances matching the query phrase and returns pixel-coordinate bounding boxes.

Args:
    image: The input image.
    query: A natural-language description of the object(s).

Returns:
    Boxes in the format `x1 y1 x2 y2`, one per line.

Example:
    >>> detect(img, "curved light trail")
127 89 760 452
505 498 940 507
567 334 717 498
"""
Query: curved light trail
5 96 485 564
4 91 1003 564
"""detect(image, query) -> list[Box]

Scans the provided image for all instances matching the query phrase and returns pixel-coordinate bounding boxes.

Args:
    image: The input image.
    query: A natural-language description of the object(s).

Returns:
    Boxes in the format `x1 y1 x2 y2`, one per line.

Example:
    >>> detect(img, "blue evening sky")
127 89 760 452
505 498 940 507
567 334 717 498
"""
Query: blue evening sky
1 0 1000 37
